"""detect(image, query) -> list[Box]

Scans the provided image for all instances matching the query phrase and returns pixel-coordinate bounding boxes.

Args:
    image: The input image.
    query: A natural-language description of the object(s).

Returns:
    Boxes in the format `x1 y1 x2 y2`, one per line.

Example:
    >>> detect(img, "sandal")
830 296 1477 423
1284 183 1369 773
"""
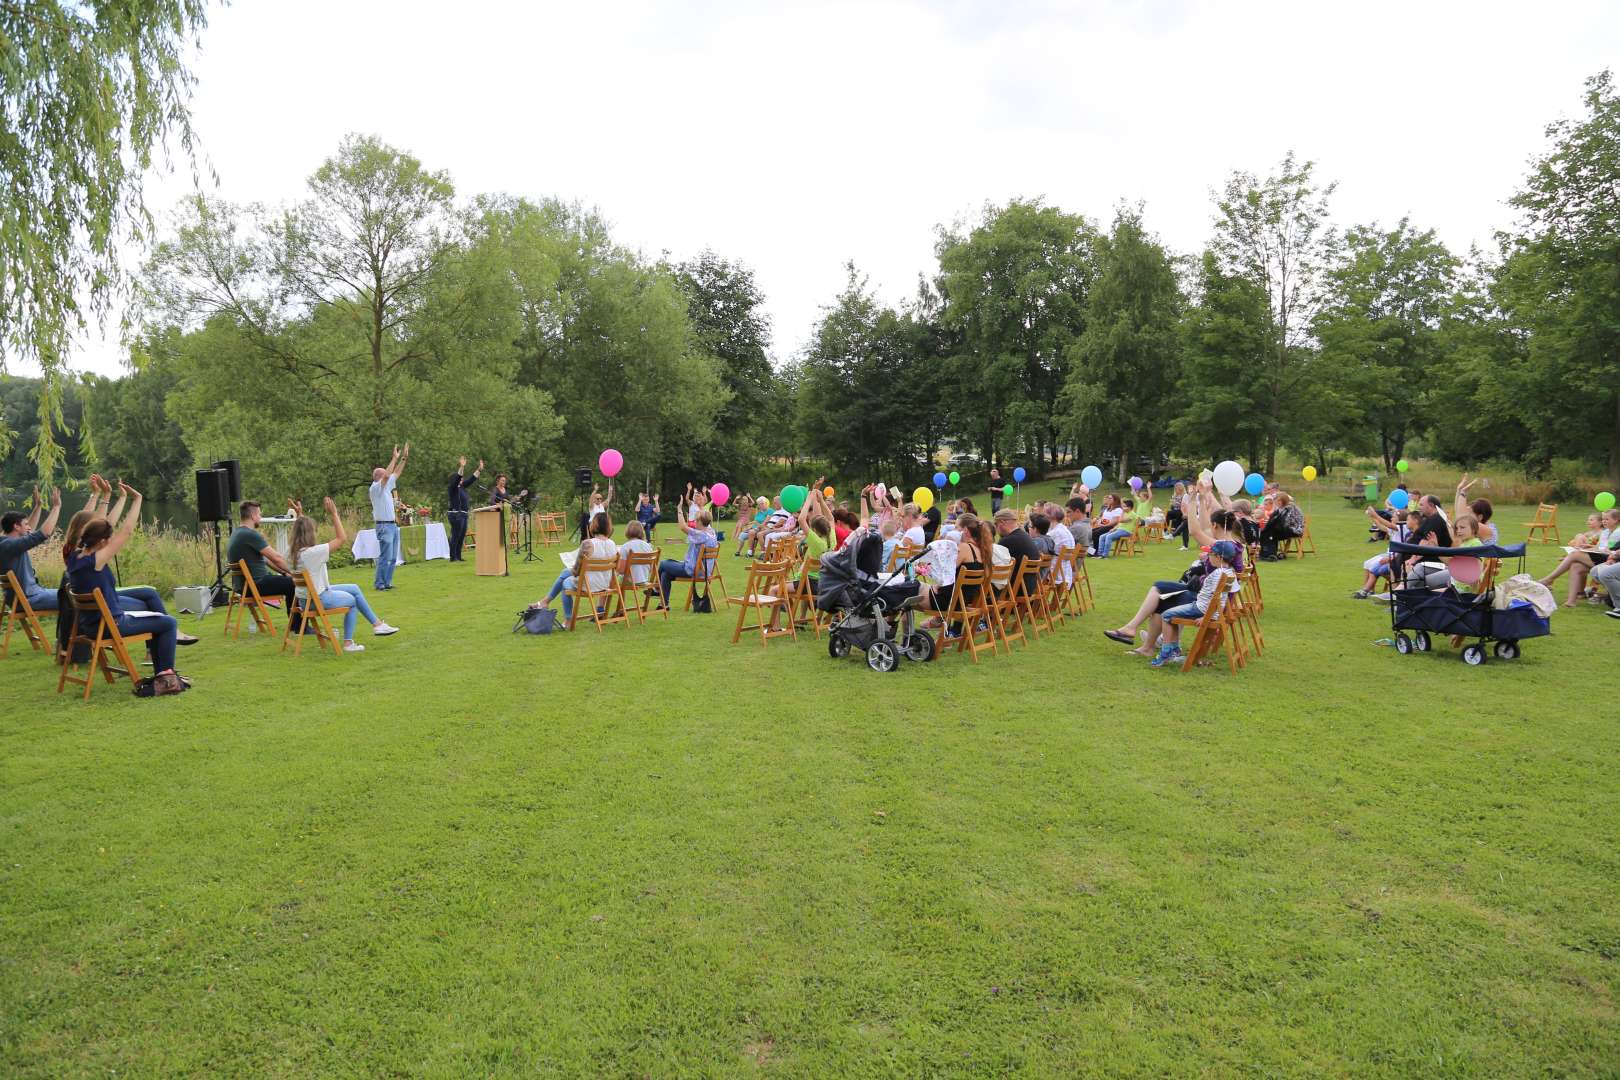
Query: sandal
1103 629 1134 645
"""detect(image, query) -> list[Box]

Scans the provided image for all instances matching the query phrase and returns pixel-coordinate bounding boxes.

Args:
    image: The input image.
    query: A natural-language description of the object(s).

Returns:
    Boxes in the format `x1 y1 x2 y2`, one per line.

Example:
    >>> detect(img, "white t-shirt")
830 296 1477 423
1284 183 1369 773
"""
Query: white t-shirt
1047 520 1075 583
579 537 619 592
1099 507 1124 527
903 525 926 547
618 538 655 585
294 543 331 600
368 475 396 522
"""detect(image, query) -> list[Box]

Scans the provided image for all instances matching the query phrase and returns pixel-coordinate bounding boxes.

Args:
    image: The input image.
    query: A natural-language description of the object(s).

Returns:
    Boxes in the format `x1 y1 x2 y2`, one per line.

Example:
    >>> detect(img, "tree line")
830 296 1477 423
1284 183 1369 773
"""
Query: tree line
4 72 1616 513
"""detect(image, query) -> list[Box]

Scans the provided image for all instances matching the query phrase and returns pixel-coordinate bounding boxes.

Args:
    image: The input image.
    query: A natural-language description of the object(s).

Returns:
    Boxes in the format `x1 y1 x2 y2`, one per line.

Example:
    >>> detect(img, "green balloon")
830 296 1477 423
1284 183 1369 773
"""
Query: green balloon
948 471 960 486
781 484 806 512
1597 491 1617 512
1002 484 1013 496
1395 459 1410 473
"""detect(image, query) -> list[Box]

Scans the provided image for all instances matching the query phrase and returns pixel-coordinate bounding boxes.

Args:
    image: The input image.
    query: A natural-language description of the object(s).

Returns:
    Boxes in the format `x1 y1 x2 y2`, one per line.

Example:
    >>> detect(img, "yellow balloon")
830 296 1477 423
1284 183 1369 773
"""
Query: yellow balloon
912 487 935 512
1302 465 1317 482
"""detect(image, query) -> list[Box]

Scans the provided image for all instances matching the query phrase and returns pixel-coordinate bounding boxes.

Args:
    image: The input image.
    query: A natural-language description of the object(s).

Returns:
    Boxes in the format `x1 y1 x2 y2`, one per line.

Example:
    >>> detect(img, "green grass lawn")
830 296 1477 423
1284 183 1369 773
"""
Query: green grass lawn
3 491 1617 1077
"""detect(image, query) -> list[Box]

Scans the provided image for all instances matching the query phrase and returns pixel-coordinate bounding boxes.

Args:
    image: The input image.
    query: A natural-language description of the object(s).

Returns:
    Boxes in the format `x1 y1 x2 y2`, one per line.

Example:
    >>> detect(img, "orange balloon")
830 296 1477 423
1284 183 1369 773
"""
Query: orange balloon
823 486 835 498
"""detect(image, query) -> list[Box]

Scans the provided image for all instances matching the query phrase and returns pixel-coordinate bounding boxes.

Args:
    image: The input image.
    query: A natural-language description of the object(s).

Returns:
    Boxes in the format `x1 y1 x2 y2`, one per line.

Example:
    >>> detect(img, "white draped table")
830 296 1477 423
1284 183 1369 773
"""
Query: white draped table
351 521 449 564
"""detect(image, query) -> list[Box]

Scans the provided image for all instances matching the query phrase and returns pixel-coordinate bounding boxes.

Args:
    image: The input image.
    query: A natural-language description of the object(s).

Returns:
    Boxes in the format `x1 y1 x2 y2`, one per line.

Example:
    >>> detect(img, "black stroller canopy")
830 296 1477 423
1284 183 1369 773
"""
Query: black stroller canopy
1386 541 1528 560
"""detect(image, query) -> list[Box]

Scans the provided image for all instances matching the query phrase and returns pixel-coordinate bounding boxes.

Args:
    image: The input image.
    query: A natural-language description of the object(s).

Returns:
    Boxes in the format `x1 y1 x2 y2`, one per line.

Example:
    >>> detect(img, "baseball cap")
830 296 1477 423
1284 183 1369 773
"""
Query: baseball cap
1210 540 1241 562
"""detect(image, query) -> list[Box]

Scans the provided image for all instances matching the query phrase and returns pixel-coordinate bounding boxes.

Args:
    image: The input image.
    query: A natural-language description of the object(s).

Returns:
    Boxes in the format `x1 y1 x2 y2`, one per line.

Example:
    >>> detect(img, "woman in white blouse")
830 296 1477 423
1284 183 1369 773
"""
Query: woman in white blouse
539 513 620 625
290 497 399 652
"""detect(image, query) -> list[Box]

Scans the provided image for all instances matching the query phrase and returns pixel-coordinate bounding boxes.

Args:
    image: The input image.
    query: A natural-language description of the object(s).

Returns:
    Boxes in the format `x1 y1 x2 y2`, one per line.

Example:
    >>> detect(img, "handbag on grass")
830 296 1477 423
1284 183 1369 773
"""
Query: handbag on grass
514 605 557 635
692 579 713 614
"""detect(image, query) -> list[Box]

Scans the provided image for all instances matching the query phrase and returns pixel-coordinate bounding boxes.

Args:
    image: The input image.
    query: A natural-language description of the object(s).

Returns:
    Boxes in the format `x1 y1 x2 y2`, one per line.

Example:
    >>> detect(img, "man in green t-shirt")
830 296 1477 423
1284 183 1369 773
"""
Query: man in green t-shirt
226 500 296 609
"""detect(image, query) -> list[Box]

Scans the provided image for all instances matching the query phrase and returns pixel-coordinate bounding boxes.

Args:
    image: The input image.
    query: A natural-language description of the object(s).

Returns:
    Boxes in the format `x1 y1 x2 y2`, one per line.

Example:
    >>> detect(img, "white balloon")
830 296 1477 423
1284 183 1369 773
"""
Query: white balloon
1213 460 1245 496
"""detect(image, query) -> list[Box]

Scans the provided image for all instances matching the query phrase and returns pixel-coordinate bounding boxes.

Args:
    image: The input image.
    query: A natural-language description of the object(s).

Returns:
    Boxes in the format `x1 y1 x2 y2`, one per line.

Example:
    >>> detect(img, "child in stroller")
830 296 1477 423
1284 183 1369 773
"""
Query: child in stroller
816 528 936 671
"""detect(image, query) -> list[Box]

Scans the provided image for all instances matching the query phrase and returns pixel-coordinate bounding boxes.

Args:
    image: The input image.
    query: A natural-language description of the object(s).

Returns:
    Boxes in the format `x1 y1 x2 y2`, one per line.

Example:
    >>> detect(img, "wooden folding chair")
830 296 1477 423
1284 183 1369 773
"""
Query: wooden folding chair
1040 554 1069 630
936 565 997 662
1012 556 1055 638
986 560 1026 651
57 590 153 699
1141 520 1166 544
886 541 922 573
672 545 728 612
619 549 662 625
281 571 351 658
1114 531 1140 558
728 559 796 646
1073 550 1095 613
1053 546 1087 617
786 551 825 638
2 570 52 657
1522 503 1560 544
1280 518 1317 558
223 559 278 639
566 556 625 632
1230 570 1265 658
1169 574 1242 674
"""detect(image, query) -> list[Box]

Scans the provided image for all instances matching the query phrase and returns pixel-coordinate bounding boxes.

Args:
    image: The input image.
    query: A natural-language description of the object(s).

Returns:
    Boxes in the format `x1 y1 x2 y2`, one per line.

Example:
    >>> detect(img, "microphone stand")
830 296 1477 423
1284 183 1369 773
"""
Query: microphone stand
517 492 540 562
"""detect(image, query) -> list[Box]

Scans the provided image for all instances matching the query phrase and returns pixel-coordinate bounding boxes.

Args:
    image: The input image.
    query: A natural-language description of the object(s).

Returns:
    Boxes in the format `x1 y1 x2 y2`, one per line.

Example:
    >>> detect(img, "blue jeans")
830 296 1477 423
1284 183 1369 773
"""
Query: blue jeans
116 612 177 673
320 584 376 640
116 586 168 615
374 523 399 588
657 559 691 604
1096 528 1130 558
545 571 578 621
21 584 58 612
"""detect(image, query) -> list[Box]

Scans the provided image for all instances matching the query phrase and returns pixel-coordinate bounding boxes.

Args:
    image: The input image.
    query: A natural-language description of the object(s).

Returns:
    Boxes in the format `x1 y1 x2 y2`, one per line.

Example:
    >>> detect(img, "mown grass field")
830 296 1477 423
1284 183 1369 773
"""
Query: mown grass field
3 489 1617 1077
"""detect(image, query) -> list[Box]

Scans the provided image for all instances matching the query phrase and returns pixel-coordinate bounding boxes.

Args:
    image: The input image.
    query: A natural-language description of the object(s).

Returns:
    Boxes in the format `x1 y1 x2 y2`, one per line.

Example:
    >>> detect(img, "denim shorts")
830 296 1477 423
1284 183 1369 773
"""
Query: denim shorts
1161 601 1205 623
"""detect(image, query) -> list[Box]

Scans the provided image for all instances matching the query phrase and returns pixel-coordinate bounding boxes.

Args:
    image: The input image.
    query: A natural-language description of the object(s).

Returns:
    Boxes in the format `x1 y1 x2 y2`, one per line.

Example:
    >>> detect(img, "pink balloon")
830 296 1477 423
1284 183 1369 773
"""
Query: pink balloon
598 448 623 478
1449 555 1482 586
710 482 731 506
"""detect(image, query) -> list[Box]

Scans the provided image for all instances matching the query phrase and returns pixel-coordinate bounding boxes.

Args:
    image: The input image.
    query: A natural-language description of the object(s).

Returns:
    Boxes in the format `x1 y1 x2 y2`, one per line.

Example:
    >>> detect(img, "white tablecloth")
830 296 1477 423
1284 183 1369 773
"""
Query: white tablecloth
351 522 450 563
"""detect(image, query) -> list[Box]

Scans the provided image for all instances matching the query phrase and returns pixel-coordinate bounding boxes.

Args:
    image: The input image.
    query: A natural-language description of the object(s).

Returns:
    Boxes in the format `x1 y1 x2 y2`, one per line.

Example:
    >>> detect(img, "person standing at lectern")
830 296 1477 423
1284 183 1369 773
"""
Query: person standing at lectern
447 456 482 562
369 442 408 590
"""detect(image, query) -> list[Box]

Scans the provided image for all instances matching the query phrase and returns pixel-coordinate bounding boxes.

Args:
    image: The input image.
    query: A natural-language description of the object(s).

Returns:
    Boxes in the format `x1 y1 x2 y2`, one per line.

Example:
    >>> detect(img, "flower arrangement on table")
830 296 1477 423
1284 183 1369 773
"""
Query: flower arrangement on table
398 503 433 523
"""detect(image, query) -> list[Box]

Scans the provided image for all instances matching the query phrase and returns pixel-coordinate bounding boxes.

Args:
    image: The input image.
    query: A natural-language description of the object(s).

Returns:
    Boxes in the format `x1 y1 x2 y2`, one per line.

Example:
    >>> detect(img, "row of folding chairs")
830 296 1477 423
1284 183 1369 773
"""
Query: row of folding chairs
5 568 172 699
565 545 729 631
926 545 1096 663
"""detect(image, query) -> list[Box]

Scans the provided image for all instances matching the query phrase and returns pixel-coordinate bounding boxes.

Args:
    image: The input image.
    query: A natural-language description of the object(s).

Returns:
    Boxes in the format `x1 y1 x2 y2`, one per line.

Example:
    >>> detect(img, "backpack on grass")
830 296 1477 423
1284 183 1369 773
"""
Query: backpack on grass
513 605 557 635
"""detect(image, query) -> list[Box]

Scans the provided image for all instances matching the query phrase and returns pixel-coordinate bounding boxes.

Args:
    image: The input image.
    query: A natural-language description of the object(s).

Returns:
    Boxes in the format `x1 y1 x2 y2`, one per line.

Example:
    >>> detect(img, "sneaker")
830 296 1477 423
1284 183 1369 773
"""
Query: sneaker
1352 590 1370 600
1149 644 1183 668
372 622 399 636
343 641 366 652
1606 608 1620 619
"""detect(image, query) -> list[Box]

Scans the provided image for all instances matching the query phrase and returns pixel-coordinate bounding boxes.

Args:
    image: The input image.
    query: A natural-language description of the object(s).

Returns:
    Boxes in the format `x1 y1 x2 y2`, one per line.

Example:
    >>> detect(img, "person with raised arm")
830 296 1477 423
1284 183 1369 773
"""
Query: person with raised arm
1 485 63 613
65 484 189 695
447 456 482 562
290 497 398 651
368 442 409 591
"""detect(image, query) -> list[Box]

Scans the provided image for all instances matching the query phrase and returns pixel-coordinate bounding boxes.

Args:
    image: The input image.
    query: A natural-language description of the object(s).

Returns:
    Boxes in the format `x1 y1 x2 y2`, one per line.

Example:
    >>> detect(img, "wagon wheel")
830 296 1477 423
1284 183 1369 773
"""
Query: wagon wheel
1494 640 1520 661
1394 633 1413 655
1414 631 1431 652
827 631 851 659
1461 644 1486 666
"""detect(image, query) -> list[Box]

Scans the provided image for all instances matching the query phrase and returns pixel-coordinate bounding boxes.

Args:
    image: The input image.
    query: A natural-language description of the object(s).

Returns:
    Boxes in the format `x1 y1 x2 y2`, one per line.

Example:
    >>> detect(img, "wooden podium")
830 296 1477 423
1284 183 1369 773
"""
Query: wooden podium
473 508 507 576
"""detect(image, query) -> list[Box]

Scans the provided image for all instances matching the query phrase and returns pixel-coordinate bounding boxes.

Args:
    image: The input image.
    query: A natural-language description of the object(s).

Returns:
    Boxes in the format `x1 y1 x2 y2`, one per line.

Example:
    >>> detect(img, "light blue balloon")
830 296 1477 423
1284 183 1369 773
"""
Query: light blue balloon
1388 488 1409 510
1244 472 1264 496
933 471 947 489
1081 465 1102 488
1012 466 1027 484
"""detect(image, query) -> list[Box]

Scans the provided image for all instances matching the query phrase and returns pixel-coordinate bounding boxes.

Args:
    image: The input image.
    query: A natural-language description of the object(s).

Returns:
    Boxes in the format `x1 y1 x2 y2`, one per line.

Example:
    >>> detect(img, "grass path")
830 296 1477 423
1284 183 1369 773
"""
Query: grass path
3 493 1617 1076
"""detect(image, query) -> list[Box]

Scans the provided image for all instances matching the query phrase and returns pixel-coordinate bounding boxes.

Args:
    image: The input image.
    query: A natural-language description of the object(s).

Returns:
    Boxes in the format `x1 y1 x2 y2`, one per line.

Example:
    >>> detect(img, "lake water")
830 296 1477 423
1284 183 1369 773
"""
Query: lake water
8 491 202 534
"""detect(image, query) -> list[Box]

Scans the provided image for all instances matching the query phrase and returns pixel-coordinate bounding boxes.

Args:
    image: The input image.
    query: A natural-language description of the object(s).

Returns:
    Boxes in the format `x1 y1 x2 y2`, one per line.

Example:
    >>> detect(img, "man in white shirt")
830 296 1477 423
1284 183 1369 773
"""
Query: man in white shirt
368 442 409 591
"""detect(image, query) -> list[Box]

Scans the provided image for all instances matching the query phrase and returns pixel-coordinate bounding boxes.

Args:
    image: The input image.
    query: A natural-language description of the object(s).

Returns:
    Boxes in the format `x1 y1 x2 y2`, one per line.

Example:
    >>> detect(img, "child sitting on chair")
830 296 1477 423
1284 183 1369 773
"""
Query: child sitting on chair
1149 540 1239 669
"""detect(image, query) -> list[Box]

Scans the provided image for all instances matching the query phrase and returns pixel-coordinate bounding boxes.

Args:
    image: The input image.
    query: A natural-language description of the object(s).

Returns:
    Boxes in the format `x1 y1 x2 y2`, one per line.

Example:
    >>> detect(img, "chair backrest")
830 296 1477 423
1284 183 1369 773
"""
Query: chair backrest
623 549 659 588
3 569 27 612
577 555 620 593
297 569 346 615
697 545 720 579
953 564 989 608
236 559 266 602
70 589 122 640
745 558 791 597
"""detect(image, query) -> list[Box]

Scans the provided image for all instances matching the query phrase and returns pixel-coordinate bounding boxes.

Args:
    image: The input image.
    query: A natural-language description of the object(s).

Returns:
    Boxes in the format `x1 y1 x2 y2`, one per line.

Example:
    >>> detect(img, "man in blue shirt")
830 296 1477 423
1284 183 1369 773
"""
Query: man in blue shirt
1 486 63 611
446 455 482 562
368 442 409 590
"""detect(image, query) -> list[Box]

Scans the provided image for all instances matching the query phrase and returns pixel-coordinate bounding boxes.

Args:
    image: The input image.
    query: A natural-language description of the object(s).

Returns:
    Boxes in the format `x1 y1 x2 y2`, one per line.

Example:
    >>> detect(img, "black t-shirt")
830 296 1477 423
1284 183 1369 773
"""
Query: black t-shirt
997 527 1042 594
1417 513 1452 548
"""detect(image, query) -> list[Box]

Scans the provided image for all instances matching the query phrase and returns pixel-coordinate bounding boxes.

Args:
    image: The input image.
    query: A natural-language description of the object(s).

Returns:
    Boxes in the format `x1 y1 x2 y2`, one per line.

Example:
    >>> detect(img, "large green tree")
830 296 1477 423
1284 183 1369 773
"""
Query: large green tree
1171 252 1276 467
1496 70 1620 483
674 251 775 487
1 0 210 476
1063 209 1183 479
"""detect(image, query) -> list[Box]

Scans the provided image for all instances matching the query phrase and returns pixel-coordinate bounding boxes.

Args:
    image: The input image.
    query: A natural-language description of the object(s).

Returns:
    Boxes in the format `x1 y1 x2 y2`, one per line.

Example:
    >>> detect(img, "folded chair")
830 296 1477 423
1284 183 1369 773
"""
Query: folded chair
281 570 352 658
2 570 52 657
57 591 152 700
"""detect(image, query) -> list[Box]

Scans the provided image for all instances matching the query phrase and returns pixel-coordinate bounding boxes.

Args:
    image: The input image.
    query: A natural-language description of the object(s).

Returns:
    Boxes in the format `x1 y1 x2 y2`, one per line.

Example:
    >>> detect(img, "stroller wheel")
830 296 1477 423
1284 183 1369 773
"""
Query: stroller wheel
828 631 851 659
1394 633 1413 655
1494 640 1520 661
903 630 938 663
866 640 899 673
1413 631 1431 653
1461 644 1486 666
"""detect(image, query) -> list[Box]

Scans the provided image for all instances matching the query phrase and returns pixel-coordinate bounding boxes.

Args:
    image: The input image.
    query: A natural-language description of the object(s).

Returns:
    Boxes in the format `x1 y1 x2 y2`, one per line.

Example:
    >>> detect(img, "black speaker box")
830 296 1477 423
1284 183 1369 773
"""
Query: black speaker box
211 459 242 502
196 468 231 522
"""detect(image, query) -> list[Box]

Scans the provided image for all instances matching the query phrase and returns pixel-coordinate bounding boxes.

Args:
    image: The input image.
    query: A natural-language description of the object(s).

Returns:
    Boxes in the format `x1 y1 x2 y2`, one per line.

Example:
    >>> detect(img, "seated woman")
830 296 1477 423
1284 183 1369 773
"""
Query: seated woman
289 498 398 650
616 521 657 598
1104 488 1247 653
58 478 197 646
1094 497 1139 558
1355 507 1423 598
64 485 190 695
922 505 942 544
734 497 770 557
657 510 718 608
917 513 989 636
1539 509 1619 607
542 513 621 624
1452 475 1499 544
1257 491 1304 560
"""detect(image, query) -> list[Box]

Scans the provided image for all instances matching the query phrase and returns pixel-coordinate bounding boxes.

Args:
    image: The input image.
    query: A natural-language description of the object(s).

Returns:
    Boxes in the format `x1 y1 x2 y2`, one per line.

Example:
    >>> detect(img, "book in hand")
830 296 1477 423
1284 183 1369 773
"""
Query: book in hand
559 550 578 572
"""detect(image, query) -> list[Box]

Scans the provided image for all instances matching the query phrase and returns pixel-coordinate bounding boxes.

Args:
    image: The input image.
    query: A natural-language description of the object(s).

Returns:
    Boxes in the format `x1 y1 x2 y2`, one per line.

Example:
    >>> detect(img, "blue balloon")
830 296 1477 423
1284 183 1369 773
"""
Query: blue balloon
1081 465 1103 488
1244 472 1265 496
1012 466 1027 484
933 471 947 489
1388 488 1409 510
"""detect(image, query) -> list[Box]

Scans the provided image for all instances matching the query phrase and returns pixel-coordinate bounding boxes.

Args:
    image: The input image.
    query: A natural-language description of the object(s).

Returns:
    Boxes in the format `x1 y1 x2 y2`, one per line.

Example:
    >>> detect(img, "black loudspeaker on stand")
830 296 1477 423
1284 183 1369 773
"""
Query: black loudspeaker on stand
212 459 241 503
196 468 234 606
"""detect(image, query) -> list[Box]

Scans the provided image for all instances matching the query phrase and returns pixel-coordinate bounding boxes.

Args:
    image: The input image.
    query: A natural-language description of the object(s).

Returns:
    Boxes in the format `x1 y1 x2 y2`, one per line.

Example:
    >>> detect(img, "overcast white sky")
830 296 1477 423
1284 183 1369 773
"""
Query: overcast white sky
53 0 1620 375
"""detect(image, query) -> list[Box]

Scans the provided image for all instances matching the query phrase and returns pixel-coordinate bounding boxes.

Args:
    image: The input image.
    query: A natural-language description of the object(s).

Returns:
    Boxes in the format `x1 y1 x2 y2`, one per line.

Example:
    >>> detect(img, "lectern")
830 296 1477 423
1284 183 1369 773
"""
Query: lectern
474 508 507 576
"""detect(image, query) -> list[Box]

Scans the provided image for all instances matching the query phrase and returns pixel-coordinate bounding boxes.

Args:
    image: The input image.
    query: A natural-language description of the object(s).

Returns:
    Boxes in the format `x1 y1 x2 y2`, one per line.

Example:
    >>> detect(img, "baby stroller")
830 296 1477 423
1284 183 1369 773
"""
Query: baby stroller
1386 540 1551 666
816 530 935 671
